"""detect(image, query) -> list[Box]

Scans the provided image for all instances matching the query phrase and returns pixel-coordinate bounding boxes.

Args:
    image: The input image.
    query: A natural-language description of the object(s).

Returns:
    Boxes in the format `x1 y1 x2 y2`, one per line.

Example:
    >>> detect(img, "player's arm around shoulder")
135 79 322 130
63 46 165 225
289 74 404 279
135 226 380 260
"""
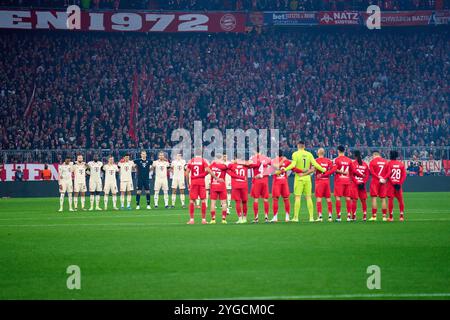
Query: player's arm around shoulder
309 152 326 173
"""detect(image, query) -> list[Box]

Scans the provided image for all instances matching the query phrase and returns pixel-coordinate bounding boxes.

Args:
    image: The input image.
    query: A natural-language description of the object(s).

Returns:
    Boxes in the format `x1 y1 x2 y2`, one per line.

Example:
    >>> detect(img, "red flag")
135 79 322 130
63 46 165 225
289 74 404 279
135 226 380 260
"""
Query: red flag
129 73 139 142
24 83 36 118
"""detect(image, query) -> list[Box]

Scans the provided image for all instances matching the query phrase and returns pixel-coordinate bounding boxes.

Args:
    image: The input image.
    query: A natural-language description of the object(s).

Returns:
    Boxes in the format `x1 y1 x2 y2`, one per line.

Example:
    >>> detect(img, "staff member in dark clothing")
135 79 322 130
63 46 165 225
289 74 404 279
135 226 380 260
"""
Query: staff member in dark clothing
134 150 152 210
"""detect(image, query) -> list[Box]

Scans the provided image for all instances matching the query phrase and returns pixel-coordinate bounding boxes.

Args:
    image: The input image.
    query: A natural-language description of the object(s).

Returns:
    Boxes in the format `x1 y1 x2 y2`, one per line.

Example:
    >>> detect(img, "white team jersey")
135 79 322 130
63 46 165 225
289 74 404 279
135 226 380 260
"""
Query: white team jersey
103 164 119 183
72 162 87 183
88 161 103 181
118 161 134 182
153 160 170 180
59 164 72 181
171 159 186 178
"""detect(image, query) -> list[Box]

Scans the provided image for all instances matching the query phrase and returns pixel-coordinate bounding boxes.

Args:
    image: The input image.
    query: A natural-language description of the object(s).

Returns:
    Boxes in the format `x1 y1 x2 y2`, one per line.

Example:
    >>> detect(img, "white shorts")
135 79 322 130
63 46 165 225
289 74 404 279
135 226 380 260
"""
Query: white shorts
59 180 73 193
225 175 232 190
154 179 168 192
171 176 186 189
120 180 134 192
104 182 118 194
74 181 87 193
89 179 103 192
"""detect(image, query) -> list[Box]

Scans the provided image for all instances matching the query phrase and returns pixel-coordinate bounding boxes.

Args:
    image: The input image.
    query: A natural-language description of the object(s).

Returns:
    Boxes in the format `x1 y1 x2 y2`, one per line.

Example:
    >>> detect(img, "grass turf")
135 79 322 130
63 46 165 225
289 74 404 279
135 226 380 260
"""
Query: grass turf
0 192 449 300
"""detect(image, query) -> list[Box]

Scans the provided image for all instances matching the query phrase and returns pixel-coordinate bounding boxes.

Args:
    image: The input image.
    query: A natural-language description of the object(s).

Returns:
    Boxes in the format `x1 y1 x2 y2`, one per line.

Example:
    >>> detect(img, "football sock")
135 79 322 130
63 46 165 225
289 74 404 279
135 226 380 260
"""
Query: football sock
59 194 64 208
68 194 73 209
80 196 85 208
154 194 159 206
95 195 100 208
180 193 185 206
372 207 377 218
189 202 194 219
104 195 109 208
120 194 125 207
146 193 150 205
171 194 176 206
222 210 227 220
273 198 279 216
335 199 341 218
306 198 314 220
242 201 248 217
112 195 117 207
327 201 332 216
211 210 216 220
316 202 322 217
253 202 259 219
201 202 206 219
127 194 131 207
284 198 290 214
90 195 94 208
263 201 269 217
294 197 301 220
136 194 141 206
235 201 242 217
388 198 394 218
163 192 169 206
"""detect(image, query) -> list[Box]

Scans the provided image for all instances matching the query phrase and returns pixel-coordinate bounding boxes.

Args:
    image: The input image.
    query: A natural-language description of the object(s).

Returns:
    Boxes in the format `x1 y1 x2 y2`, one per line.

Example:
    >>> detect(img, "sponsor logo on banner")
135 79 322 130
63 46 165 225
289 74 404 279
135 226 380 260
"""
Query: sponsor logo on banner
220 13 237 31
362 10 450 26
318 11 360 25
266 11 317 26
0 10 246 33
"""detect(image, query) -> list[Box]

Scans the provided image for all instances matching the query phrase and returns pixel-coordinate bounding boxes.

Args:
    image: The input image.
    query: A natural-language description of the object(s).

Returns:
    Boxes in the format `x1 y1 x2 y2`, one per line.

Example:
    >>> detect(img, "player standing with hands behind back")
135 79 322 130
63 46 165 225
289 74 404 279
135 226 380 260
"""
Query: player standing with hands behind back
134 150 152 210
381 150 407 222
118 154 135 210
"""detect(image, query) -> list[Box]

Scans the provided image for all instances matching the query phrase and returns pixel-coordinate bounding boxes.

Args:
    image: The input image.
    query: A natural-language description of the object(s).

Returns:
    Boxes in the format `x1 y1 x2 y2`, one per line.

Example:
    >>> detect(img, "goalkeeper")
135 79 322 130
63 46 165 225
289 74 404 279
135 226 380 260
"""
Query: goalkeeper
282 141 326 222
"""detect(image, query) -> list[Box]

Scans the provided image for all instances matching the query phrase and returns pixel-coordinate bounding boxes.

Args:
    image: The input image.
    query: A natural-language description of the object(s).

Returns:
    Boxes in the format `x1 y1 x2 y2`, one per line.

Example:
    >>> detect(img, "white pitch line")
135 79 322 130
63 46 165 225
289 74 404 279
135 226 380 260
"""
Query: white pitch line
205 292 450 300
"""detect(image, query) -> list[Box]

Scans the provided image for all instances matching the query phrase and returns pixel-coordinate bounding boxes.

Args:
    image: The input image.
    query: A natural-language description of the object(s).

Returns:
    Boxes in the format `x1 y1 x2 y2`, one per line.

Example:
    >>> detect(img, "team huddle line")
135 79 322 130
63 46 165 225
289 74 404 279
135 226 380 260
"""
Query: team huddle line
57 142 407 224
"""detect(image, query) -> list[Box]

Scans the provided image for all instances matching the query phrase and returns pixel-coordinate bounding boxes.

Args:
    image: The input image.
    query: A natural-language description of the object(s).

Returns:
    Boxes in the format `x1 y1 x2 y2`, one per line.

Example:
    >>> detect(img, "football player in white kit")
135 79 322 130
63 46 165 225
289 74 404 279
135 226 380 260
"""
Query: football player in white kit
103 155 119 210
58 157 74 212
87 155 104 211
72 154 88 210
152 152 170 208
170 153 186 208
223 154 232 214
118 154 135 210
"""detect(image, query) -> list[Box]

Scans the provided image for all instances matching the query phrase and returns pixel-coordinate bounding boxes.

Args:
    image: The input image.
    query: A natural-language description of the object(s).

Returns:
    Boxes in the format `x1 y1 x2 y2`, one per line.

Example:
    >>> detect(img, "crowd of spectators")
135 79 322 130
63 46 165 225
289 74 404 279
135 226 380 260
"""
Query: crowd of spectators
0 0 448 11
0 28 448 155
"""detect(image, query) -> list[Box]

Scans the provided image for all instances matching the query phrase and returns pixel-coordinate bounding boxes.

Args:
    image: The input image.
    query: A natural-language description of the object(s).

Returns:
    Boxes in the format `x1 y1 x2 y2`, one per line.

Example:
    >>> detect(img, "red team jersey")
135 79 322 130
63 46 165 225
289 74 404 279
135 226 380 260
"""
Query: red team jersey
315 157 333 198
369 156 389 197
249 154 271 199
332 155 354 197
383 160 407 198
351 160 370 199
227 162 249 201
271 157 291 198
209 161 228 200
187 157 209 199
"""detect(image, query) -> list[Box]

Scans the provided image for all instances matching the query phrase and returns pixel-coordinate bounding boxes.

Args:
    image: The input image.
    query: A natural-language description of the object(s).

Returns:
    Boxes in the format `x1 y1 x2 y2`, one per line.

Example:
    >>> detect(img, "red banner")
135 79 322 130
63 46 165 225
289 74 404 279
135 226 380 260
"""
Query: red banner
318 11 361 25
0 10 246 33
0 163 59 181
362 10 450 26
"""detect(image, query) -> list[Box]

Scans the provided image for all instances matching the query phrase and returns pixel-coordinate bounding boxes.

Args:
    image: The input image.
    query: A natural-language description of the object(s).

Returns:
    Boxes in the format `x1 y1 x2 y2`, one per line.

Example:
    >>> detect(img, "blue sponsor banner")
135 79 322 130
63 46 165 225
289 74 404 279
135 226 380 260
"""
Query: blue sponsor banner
265 11 317 26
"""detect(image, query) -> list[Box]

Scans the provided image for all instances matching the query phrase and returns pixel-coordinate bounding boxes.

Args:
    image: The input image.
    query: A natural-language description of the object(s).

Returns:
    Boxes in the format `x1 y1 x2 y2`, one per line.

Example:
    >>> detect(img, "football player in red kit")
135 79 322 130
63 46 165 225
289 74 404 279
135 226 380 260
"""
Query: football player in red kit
368 151 389 221
314 148 334 222
208 154 229 224
350 150 370 221
249 151 272 223
331 146 355 222
271 151 291 222
186 151 223 225
227 158 251 224
381 150 407 222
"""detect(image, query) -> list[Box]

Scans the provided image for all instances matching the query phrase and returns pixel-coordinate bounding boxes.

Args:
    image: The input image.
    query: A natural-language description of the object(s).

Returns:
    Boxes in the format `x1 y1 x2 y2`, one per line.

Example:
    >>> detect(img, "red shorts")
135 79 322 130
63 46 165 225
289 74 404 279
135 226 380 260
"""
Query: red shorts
210 188 227 201
232 187 248 201
315 181 331 198
334 183 352 198
250 181 269 199
272 182 290 198
386 184 403 198
189 184 206 200
355 186 368 200
370 181 387 198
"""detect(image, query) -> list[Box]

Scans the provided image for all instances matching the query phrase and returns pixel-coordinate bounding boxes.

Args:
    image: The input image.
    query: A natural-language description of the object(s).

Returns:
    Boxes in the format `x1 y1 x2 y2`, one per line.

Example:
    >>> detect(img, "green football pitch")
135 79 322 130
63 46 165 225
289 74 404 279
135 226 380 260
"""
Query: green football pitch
0 192 449 300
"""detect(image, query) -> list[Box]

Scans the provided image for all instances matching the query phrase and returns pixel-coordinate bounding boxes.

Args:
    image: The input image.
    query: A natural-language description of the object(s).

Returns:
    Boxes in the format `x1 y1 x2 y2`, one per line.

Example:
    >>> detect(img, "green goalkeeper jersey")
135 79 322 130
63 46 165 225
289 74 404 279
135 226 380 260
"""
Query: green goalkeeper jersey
285 149 325 181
